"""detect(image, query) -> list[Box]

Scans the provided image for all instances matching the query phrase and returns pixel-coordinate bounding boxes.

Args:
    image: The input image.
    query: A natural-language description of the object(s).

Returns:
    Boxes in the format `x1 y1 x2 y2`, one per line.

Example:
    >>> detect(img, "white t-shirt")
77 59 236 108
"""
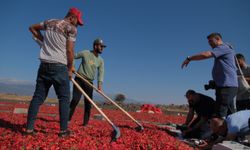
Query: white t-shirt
39 19 77 65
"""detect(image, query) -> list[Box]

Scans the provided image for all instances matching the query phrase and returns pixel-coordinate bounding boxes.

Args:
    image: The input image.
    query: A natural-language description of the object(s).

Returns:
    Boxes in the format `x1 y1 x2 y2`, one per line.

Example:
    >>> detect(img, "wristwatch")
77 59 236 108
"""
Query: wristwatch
186 56 191 61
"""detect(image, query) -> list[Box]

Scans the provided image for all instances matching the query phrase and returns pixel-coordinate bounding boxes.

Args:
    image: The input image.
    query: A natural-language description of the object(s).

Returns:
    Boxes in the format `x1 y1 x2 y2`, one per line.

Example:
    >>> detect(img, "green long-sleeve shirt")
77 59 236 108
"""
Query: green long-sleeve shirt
75 50 104 85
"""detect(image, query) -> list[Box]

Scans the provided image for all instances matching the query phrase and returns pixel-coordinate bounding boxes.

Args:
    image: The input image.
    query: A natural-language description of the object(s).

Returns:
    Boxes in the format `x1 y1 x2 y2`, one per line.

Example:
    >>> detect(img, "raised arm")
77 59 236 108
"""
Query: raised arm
181 51 213 68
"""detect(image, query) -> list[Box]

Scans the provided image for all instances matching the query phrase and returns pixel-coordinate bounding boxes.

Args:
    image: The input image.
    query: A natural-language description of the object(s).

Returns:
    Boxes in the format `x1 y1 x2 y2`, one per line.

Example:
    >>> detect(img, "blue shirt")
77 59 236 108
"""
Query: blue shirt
211 44 238 87
226 110 250 136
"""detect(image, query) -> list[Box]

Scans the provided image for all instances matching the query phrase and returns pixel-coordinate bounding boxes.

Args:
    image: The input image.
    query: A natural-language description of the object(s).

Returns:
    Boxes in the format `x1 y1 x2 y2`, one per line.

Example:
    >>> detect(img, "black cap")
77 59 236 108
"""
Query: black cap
93 38 106 47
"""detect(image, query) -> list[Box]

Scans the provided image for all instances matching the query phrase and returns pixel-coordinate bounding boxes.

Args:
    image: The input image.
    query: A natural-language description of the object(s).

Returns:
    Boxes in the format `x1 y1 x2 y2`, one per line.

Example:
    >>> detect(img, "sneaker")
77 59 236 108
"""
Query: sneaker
58 130 70 137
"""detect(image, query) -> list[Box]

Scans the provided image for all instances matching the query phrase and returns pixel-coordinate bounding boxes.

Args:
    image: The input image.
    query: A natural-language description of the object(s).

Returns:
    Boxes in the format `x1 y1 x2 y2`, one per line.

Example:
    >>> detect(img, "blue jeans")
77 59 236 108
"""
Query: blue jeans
215 87 238 117
26 62 70 131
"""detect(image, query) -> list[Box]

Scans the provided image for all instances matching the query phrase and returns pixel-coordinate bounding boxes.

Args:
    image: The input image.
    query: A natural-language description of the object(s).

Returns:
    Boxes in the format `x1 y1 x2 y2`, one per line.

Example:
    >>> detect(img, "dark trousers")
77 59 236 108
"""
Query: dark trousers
236 99 250 111
215 87 238 117
27 63 70 131
69 76 93 125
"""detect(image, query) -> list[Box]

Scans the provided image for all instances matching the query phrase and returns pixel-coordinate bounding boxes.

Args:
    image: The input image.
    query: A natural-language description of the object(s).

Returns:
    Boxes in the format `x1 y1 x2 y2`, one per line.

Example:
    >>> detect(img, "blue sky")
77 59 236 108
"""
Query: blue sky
1 0 250 104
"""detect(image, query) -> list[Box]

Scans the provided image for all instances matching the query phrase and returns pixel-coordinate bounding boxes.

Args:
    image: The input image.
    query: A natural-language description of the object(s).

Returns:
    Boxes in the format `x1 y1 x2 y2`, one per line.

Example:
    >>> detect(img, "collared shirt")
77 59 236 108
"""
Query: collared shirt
211 44 238 87
39 19 77 65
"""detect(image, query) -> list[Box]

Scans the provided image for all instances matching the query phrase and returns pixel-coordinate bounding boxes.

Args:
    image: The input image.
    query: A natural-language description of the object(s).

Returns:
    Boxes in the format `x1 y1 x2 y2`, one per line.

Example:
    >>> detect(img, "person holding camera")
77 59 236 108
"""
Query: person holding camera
181 90 215 139
235 53 250 111
181 33 238 118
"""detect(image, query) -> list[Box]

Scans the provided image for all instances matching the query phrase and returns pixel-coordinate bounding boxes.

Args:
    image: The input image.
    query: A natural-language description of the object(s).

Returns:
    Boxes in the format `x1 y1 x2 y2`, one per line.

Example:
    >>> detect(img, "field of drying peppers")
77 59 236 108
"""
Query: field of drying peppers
0 101 193 149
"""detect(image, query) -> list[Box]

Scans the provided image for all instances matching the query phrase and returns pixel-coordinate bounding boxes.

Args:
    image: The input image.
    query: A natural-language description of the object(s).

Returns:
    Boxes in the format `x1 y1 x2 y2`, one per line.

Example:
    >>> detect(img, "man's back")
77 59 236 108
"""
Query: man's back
226 110 250 135
40 19 77 65
192 93 215 118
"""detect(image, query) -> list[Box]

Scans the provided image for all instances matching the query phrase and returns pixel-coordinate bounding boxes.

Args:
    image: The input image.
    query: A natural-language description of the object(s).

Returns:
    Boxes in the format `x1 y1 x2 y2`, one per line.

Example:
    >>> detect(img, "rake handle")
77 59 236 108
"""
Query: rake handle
71 78 115 127
74 72 143 127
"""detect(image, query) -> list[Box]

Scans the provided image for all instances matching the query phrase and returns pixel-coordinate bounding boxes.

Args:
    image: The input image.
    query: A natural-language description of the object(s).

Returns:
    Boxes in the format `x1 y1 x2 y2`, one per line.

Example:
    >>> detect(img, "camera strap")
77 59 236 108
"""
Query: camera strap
235 56 249 87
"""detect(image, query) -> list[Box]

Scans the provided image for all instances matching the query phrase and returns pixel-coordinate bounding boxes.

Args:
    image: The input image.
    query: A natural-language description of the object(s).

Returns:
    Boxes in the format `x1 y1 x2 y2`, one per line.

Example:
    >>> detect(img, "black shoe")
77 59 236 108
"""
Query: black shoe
58 130 70 137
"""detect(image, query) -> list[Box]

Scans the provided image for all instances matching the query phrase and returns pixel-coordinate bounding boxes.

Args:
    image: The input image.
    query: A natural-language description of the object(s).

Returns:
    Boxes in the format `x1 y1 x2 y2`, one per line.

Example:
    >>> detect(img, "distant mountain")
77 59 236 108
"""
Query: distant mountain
0 78 140 104
0 82 35 96
0 79 56 98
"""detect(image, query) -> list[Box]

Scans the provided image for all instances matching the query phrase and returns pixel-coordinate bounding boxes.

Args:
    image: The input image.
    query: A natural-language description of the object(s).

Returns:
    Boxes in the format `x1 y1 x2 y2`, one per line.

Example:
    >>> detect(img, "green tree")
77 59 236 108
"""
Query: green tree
114 94 126 103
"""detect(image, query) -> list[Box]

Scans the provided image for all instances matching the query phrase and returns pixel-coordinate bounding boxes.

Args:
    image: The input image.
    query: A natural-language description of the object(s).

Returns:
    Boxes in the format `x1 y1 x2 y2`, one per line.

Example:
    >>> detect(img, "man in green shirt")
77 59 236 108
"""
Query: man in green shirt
69 38 106 126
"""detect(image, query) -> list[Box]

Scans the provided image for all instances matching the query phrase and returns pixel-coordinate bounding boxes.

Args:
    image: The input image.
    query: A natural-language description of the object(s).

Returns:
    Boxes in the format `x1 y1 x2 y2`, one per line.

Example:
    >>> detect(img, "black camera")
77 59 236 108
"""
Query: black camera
204 80 216 90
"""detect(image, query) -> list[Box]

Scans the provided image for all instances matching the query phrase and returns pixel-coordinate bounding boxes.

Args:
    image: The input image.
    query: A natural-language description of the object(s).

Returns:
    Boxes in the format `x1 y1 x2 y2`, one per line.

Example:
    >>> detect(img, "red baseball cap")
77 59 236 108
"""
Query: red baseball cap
69 7 83 26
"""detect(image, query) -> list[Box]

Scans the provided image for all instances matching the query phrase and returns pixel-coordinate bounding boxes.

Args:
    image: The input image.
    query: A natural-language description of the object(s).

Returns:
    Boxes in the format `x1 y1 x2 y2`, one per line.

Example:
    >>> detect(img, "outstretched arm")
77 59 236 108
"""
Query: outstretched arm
181 51 213 68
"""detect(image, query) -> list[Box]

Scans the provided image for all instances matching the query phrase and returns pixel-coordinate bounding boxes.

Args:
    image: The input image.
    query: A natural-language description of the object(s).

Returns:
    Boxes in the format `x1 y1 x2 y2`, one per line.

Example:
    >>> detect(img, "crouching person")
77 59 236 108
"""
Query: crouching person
181 90 215 139
200 110 250 149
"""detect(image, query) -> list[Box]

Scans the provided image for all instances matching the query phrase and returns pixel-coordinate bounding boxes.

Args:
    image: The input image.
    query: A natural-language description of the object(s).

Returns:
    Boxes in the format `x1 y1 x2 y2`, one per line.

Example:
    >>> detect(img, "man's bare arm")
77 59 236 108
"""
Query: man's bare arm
29 23 44 42
181 51 213 68
185 108 194 125
66 40 75 79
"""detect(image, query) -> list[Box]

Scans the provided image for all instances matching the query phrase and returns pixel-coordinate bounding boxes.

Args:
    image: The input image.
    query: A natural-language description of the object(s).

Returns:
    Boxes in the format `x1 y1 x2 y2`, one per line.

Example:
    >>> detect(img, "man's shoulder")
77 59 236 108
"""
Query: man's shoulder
99 55 104 61
213 44 233 54
84 50 90 52
79 50 90 53
198 93 214 101
75 50 89 56
44 19 61 24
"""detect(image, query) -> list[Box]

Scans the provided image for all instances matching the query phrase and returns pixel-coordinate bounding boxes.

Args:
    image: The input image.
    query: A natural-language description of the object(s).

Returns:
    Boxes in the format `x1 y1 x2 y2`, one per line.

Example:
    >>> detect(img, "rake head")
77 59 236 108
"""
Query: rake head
135 125 144 132
110 125 121 142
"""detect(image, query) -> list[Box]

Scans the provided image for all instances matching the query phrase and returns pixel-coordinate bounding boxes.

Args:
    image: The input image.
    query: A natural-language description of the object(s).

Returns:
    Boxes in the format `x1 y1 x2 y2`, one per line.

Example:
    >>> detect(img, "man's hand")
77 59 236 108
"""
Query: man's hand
29 23 44 42
197 140 209 149
181 59 190 69
98 85 103 92
68 67 75 79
